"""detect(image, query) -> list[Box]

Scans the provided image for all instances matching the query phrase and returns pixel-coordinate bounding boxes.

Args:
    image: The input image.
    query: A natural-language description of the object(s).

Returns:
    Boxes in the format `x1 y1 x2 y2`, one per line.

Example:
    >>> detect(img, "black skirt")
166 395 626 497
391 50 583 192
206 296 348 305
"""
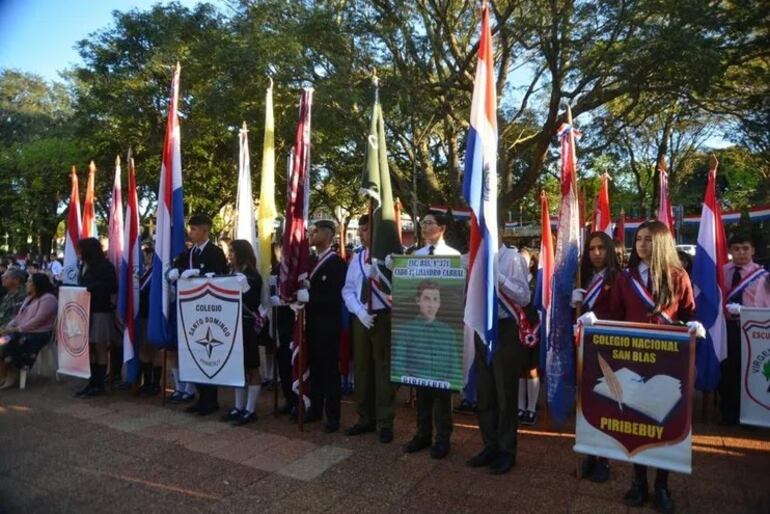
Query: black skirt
242 316 260 369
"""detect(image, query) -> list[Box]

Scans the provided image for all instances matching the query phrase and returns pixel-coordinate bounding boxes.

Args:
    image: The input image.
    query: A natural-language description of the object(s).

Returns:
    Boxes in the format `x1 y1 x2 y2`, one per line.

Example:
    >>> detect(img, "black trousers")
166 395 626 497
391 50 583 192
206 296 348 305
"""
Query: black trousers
275 306 296 408
474 317 522 454
634 465 669 488
309 327 341 424
718 319 741 423
415 388 453 443
196 384 218 409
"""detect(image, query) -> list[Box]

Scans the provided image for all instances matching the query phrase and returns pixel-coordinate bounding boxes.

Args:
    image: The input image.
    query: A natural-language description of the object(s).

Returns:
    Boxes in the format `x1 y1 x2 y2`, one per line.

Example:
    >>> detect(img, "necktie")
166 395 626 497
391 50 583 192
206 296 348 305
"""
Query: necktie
428 245 435 255
732 266 743 304
360 253 370 304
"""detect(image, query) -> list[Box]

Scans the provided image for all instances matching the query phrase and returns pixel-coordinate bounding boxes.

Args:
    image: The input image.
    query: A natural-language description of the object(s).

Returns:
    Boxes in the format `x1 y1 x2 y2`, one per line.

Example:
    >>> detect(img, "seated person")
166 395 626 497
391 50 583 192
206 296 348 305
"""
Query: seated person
0 273 58 389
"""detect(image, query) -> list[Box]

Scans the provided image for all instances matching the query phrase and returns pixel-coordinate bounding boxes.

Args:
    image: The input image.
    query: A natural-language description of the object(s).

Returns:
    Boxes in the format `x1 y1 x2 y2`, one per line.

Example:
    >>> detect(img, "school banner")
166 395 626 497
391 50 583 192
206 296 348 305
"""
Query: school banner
575 321 695 474
177 276 245 387
740 307 770 428
56 286 92 379
390 255 465 391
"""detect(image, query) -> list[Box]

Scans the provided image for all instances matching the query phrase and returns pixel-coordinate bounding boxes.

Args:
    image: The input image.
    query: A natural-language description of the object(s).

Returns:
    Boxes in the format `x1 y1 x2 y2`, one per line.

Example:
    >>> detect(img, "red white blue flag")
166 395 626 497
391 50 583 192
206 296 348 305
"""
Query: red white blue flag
148 63 186 347
108 156 124 282
693 159 728 391
119 153 142 382
592 173 612 237
62 167 82 285
462 3 499 362
546 118 581 424
535 191 554 368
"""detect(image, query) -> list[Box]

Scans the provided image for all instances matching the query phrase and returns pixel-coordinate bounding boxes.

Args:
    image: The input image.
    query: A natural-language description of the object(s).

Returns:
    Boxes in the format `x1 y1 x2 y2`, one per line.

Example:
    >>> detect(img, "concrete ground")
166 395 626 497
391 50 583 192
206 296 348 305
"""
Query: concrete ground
1 376 768 513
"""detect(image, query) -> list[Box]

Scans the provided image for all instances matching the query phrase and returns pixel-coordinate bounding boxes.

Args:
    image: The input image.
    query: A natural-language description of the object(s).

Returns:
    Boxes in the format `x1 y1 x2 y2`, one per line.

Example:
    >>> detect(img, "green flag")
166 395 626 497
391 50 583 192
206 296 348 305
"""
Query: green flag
361 89 402 296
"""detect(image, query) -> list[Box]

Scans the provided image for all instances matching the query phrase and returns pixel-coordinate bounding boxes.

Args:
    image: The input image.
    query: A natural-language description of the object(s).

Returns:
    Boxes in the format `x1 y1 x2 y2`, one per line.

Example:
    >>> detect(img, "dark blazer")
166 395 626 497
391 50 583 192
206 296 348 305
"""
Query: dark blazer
172 241 228 276
306 252 347 335
78 258 118 313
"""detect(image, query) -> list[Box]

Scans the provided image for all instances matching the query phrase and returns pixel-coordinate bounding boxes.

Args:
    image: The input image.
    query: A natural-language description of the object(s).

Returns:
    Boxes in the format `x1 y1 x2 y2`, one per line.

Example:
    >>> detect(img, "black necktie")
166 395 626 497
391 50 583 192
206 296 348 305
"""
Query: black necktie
428 245 435 255
732 266 743 304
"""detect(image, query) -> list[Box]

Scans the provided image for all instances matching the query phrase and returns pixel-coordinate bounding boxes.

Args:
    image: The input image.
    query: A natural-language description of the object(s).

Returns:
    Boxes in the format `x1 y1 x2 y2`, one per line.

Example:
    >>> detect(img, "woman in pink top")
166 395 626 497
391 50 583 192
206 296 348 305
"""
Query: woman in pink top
0 273 58 389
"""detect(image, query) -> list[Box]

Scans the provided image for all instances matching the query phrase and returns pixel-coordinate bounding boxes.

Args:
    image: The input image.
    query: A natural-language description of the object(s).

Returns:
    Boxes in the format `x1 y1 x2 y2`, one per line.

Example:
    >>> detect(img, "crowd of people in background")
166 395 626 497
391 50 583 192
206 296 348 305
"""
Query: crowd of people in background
1 212 769 514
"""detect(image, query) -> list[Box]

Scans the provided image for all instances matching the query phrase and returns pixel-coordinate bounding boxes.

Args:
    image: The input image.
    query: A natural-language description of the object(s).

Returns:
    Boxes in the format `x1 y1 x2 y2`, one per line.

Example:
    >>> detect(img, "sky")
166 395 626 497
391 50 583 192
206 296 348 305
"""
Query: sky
0 0 209 82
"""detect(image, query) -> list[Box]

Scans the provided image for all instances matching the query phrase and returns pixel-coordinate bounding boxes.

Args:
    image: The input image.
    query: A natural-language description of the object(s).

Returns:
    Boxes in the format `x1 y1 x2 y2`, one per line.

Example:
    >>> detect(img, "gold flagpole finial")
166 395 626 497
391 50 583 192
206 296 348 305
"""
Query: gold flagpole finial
71 165 76 177
372 68 379 88
657 155 668 173
241 121 248 132
89 160 96 173
115 154 121 167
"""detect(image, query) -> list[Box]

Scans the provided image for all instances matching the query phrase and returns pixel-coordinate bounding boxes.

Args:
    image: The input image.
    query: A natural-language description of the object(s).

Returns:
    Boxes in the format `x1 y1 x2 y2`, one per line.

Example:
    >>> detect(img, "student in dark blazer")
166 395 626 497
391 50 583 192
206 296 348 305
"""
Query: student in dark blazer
167 213 228 415
297 220 347 432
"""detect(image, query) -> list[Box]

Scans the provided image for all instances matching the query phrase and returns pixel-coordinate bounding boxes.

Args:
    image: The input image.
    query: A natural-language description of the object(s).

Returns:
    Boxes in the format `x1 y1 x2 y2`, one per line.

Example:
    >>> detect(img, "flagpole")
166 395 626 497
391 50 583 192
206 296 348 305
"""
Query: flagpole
366 71 379 314
566 104 583 316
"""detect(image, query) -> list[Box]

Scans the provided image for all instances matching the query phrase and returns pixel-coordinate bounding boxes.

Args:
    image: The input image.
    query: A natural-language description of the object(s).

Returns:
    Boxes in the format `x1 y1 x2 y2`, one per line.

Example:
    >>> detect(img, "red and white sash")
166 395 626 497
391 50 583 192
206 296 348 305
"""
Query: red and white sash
583 274 604 310
309 249 337 280
498 290 540 348
726 267 768 303
625 270 674 324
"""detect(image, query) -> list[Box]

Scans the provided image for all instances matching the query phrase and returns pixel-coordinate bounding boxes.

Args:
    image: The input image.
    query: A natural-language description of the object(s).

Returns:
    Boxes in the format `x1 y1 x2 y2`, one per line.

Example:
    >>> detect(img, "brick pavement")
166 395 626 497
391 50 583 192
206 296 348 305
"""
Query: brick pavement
1 377 768 513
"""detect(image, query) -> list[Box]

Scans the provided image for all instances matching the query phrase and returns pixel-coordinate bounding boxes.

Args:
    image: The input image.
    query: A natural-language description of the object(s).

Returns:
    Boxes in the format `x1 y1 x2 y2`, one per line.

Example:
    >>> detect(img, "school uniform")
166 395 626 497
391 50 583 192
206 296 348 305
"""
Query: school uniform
720 261 768 424
172 240 228 414
305 248 347 428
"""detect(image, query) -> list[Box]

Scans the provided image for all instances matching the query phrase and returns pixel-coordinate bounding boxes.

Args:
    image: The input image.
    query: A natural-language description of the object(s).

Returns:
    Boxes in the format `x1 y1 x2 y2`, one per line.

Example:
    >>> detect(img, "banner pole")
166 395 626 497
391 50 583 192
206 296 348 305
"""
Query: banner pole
297 308 305 432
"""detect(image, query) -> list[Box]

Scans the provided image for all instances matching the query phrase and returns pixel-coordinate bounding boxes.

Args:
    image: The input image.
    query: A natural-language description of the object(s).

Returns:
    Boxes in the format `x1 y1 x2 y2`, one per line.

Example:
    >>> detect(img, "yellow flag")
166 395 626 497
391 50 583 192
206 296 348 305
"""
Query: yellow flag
257 84 277 304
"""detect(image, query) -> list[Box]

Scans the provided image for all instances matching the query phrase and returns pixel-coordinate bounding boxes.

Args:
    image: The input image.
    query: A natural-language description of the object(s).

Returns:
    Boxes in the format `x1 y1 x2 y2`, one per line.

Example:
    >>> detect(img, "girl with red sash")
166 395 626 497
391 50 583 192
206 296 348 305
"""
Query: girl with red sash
572 231 620 483
603 220 700 514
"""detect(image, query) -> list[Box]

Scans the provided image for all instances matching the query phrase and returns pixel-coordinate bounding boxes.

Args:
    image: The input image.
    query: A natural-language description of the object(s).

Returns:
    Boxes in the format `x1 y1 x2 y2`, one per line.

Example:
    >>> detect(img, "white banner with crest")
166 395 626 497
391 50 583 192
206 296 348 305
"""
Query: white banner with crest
56 286 92 379
177 276 245 387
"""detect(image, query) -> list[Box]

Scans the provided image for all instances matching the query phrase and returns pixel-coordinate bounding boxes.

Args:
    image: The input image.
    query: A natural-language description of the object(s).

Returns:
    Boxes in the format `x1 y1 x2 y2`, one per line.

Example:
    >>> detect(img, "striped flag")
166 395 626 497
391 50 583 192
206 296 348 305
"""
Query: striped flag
81 161 98 239
535 191 554 371
119 153 142 382
148 63 186 348
657 158 675 235
692 157 728 391
592 173 612 237
62 167 82 285
108 156 124 281
546 117 582 424
281 89 313 407
462 3 499 362
235 122 257 250
257 83 277 306
360 85 402 309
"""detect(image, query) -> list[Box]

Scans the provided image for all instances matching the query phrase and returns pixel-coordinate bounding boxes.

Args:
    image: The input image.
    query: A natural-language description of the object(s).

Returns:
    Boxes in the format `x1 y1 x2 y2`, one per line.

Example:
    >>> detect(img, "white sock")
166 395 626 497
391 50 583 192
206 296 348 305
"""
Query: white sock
518 379 527 410
172 367 182 391
234 387 246 411
527 378 540 412
245 385 261 413
184 382 196 395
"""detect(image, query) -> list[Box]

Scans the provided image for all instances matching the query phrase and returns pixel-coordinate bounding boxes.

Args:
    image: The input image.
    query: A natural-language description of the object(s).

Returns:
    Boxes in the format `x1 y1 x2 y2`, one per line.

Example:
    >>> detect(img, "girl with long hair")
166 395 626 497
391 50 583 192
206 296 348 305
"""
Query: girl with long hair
220 239 266 425
571 231 620 483
585 220 703 513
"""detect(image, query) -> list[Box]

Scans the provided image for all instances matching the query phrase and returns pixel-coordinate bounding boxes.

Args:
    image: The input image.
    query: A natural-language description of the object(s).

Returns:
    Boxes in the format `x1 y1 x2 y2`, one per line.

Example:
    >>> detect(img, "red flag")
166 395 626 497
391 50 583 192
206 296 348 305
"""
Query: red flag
615 208 626 249
82 161 97 239
592 173 612 236
657 158 675 235
62 167 82 285
280 89 313 411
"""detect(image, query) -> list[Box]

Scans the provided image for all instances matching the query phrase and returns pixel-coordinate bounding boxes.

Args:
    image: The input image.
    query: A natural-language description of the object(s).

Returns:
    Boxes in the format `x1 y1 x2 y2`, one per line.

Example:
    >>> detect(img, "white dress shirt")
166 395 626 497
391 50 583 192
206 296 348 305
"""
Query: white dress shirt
413 239 461 257
497 245 531 318
342 248 389 314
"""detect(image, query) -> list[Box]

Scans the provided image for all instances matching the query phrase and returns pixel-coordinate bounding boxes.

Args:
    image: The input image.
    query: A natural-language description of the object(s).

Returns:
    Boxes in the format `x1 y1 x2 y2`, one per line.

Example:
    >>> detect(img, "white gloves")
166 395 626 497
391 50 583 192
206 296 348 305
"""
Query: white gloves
181 269 201 279
166 268 180 282
726 303 741 316
204 272 215 278
258 305 269 318
364 261 376 279
269 275 278 287
296 288 310 303
384 254 394 270
577 311 598 326
270 295 283 307
570 288 586 308
233 272 250 293
355 308 377 329
687 321 706 338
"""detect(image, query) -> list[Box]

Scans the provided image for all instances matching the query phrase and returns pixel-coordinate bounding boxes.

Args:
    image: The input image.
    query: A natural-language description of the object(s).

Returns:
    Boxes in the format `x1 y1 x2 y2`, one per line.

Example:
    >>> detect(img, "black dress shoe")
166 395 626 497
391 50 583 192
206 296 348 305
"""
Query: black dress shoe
233 411 257 426
580 455 596 478
623 480 649 507
488 452 514 474
221 408 242 422
467 447 499 467
82 385 105 398
589 458 610 483
324 422 340 433
75 383 94 397
654 487 675 514
403 437 431 453
197 403 219 416
345 423 376 436
378 428 393 444
185 403 202 414
430 440 450 460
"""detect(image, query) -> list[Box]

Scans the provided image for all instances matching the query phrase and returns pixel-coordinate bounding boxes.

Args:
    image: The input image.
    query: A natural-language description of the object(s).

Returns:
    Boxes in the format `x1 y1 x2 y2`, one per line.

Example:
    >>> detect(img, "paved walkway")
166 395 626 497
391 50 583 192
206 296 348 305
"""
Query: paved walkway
1 377 768 513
